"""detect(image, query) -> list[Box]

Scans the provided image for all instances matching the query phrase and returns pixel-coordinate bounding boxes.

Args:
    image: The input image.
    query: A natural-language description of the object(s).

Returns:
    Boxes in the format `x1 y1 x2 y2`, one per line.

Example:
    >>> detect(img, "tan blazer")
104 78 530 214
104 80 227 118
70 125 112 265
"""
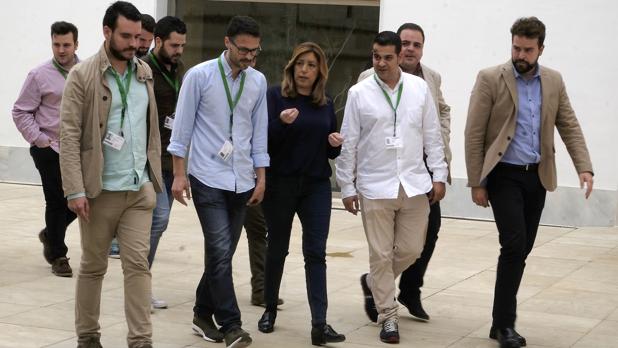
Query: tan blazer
358 64 452 183
59 44 163 198
464 61 593 191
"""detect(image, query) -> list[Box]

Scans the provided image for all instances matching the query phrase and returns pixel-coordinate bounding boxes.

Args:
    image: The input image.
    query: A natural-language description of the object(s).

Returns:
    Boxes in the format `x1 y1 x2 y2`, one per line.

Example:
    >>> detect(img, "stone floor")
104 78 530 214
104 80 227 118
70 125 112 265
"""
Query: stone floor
0 182 617 348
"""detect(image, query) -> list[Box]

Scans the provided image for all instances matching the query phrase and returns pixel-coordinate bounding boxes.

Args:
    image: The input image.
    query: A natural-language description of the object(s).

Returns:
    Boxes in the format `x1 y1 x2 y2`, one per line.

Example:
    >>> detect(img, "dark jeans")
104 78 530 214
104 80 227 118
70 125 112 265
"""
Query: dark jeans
148 170 174 267
487 164 546 328
30 146 77 260
243 204 268 301
190 176 251 333
262 176 332 327
398 201 441 299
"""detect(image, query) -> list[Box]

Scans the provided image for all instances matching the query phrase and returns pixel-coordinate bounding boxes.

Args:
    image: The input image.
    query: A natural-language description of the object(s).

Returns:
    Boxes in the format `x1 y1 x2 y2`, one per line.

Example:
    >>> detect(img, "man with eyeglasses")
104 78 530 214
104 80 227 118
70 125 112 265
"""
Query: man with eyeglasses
168 15 268 348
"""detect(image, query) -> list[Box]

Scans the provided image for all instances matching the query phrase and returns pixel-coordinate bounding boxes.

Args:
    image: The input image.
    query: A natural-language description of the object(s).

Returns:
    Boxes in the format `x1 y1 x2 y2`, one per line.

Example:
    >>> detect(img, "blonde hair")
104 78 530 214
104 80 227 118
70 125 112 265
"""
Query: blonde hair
281 42 328 106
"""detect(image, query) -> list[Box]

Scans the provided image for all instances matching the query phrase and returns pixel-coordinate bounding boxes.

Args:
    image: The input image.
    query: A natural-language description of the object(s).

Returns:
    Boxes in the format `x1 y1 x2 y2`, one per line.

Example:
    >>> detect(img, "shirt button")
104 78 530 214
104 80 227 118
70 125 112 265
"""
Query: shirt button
102 96 108 101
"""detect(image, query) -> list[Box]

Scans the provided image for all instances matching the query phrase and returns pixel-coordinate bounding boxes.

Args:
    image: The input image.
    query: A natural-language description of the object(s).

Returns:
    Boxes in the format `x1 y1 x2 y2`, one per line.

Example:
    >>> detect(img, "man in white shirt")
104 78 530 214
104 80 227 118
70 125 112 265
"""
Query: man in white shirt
336 31 447 344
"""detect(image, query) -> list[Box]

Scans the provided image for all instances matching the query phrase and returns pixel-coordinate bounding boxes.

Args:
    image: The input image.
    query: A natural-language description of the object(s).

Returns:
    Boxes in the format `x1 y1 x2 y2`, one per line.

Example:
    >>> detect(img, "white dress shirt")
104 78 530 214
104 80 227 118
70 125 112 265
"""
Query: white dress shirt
336 70 447 200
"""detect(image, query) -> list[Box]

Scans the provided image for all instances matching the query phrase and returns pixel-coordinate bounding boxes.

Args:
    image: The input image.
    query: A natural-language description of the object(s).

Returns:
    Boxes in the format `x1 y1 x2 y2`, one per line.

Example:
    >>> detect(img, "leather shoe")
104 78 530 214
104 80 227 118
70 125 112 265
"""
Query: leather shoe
398 294 429 321
258 310 276 333
360 273 378 322
490 327 524 348
311 324 345 346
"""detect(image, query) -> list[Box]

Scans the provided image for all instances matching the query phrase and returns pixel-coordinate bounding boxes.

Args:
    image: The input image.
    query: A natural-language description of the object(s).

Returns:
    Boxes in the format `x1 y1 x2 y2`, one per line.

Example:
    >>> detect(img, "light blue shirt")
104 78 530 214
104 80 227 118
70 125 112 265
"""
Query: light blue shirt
502 64 542 165
168 51 269 193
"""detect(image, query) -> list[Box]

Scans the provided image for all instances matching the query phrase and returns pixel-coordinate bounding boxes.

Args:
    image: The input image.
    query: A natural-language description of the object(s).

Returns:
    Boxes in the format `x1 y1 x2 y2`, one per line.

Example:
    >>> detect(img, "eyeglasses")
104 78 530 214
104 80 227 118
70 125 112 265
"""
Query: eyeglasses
229 39 262 56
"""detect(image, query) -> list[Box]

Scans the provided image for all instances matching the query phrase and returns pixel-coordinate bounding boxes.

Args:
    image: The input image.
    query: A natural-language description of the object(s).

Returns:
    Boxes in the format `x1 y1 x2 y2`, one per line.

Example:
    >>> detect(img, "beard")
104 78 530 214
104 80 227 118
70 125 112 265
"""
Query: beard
513 58 537 74
136 47 149 58
159 48 180 66
109 38 136 61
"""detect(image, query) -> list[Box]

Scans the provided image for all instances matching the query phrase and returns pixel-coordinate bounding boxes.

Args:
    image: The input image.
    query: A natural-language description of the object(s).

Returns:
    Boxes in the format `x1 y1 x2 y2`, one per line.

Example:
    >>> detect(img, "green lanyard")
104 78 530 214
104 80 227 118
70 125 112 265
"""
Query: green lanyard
109 62 133 135
52 59 68 79
374 74 403 137
148 52 179 100
218 56 246 140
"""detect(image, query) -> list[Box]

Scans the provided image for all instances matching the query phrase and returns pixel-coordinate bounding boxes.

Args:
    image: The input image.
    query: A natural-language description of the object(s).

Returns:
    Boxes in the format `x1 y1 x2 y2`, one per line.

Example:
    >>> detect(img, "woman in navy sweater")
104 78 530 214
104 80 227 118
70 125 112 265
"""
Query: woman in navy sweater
257 42 345 346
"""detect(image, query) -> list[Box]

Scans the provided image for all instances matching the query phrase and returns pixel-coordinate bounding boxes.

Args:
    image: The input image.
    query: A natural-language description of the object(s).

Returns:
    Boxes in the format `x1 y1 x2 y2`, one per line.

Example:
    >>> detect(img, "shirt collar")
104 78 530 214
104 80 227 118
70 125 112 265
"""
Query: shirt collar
374 68 404 92
51 55 80 72
512 63 541 80
220 51 233 78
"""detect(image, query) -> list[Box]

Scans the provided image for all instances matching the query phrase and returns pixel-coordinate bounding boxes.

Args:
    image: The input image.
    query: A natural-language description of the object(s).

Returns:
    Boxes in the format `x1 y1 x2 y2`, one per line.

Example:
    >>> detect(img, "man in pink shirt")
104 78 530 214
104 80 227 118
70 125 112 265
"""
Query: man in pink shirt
12 21 79 277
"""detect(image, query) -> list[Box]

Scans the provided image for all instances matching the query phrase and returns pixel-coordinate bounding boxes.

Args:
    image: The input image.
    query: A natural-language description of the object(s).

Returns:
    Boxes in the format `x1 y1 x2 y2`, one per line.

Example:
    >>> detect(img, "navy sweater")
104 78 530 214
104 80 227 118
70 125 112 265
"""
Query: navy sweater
266 86 341 178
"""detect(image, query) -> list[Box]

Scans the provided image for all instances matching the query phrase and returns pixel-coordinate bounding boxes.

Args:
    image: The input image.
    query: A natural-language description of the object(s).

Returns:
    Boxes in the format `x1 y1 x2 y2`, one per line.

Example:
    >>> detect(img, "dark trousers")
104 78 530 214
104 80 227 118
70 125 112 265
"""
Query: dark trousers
398 201 441 299
487 164 546 328
190 176 251 333
262 176 332 327
148 170 174 267
30 146 77 260
242 204 268 301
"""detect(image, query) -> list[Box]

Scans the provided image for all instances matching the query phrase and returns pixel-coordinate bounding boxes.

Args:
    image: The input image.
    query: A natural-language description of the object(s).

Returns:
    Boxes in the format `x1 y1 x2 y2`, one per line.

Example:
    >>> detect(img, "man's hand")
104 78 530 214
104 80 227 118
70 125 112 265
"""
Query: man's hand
342 195 360 215
328 132 344 147
428 182 446 205
279 108 299 124
172 175 191 206
68 197 90 222
579 172 594 199
471 186 489 207
247 180 265 206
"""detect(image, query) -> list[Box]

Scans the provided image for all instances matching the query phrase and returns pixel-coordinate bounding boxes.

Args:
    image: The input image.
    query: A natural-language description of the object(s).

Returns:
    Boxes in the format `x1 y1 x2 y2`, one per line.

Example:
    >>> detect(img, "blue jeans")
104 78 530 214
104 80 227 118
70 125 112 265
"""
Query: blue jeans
148 170 174 267
262 176 332 327
190 175 251 333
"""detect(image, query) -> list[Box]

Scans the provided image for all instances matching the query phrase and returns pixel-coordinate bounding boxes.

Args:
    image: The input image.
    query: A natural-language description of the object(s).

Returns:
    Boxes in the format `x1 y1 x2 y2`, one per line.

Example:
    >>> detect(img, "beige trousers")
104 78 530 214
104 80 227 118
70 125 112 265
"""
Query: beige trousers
360 185 429 323
75 183 156 348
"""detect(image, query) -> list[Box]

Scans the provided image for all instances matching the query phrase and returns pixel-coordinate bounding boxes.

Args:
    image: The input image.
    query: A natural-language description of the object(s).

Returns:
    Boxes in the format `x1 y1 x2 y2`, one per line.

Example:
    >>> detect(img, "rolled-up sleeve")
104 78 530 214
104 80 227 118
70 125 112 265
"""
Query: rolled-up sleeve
167 67 200 158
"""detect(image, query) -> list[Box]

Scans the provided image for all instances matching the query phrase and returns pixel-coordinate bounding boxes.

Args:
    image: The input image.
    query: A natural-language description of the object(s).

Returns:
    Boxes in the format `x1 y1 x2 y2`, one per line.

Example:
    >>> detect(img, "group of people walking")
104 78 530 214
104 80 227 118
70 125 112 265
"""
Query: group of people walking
11 1 594 348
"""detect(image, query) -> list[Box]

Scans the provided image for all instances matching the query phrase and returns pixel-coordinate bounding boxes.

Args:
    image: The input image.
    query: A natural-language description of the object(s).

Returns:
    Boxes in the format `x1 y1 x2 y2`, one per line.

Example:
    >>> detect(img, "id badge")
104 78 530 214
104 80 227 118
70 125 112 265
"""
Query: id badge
103 130 125 150
164 114 174 130
385 136 403 149
218 140 234 161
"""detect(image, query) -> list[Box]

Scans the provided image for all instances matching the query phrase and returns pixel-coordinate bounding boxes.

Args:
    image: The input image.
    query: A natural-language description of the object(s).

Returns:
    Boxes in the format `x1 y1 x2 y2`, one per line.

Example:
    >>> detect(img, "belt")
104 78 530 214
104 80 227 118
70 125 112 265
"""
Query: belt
496 162 539 172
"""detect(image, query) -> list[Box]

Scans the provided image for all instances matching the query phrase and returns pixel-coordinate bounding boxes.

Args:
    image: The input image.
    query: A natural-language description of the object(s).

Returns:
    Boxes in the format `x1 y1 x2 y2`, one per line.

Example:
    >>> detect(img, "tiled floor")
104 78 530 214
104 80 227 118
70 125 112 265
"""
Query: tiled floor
0 182 617 348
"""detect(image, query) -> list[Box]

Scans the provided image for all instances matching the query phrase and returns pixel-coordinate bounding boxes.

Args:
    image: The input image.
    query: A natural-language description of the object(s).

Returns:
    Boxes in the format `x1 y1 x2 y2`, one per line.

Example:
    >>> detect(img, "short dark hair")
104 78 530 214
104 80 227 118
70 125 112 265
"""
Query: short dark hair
141 14 156 33
51 21 78 43
511 16 546 47
103 1 142 31
226 16 260 39
373 31 401 54
396 23 425 42
154 16 187 41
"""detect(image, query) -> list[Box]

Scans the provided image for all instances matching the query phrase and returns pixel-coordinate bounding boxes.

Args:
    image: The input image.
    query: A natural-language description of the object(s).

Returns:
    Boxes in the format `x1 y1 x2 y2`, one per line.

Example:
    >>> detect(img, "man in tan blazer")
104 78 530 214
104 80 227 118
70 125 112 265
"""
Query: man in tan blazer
357 22 451 322
59 2 162 347
465 17 593 348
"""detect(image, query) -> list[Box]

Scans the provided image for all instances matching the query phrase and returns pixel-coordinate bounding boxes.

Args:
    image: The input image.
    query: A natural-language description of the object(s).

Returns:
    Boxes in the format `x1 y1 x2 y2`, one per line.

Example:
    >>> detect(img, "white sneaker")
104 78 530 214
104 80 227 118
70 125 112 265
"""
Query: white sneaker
151 297 168 309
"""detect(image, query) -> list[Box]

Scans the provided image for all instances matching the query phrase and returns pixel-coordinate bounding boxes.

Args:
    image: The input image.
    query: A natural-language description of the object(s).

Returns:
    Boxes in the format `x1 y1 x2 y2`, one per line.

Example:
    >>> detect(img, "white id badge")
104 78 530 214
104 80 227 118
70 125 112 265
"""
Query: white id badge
103 131 125 150
164 115 174 130
218 140 234 161
385 136 403 149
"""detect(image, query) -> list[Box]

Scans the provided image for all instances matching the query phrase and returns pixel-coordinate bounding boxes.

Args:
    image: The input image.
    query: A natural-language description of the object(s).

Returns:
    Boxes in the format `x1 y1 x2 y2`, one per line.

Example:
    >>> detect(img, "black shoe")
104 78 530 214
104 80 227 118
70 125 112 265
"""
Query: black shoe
360 273 378 322
311 324 346 346
379 318 399 344
257 310 276 333
489 327 523 348
192 315 224 343
398 294 429 321
39 228 53 264
224 327 252 348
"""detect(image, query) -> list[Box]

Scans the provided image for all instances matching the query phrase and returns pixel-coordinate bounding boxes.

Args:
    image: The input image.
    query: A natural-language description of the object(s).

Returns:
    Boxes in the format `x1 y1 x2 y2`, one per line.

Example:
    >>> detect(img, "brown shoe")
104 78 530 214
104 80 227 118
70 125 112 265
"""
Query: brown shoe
51 257 73 277
38 229 53 264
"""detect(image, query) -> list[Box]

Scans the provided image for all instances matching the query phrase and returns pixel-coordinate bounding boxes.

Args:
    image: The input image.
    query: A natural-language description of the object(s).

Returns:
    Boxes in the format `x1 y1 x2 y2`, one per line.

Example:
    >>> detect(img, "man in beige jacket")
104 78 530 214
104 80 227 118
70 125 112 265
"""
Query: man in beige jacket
465 17 593 348
59 2 162 347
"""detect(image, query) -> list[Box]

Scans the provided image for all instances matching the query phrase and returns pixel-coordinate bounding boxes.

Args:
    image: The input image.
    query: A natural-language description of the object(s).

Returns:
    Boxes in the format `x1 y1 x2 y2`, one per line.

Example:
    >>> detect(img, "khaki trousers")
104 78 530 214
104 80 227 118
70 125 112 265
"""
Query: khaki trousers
75 183 156 347
360 185 429 323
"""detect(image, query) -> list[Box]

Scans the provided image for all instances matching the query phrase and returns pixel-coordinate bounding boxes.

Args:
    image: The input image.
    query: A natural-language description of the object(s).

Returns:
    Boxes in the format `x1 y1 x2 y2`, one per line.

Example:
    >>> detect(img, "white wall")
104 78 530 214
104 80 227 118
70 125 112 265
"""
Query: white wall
0 0 159 150
380 0 618 225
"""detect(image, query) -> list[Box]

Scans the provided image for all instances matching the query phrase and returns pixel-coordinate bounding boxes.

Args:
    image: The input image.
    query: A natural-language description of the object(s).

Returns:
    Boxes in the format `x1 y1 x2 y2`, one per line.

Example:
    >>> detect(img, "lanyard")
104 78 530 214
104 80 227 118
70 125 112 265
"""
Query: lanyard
374 74 403 137
109 62 133 134
148 52 179 100
52 59 68 79
218 56 246 139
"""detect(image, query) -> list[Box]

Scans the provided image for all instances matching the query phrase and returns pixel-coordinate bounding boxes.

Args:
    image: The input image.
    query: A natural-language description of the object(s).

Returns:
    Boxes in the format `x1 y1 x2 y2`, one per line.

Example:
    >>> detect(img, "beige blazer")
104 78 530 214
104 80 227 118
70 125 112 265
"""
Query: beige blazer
358 64 452 183
464 61 593 191
59 44 163 198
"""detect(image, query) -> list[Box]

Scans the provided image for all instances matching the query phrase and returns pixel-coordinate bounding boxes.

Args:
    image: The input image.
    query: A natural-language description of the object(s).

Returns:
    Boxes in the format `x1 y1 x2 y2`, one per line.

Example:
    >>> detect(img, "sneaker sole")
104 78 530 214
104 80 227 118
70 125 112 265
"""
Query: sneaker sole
227 336 252 348
52 271 73 277
108 254 120 259
192 323 223 343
